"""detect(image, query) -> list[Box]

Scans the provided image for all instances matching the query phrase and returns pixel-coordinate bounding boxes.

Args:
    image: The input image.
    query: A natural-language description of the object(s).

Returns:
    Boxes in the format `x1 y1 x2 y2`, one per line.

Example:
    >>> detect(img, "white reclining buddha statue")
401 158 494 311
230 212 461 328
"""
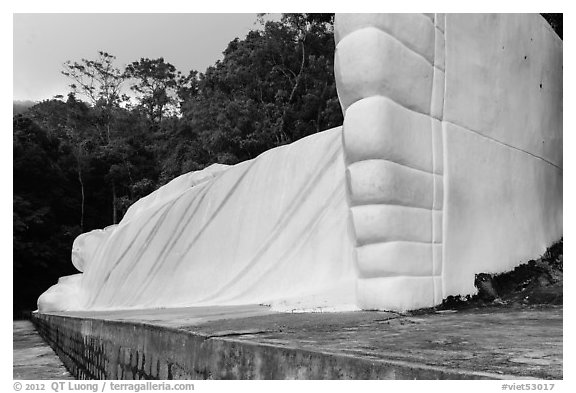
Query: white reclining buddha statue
38 13 562 313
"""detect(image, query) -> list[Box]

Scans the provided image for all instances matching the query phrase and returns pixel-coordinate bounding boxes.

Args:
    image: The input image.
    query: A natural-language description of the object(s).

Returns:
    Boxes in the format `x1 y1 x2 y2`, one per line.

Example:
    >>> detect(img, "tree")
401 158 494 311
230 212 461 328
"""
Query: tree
176 13 342 170
176 70 200 108
62 51 138 224
13 115 81 315
27 95 95 231
125 58 181 125
62 51 127 143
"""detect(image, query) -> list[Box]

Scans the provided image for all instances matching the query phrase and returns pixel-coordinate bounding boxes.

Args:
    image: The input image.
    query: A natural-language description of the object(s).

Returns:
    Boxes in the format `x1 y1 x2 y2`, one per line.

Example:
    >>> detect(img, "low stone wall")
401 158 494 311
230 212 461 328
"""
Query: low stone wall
31 311 507 380
32 313 208 379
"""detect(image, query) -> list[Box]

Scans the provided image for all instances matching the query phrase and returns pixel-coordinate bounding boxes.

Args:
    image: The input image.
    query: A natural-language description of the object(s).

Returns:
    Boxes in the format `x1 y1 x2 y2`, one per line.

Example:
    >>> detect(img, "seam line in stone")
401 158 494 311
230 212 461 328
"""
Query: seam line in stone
356 240 441 249
352 202 441 213
346 93 561 170
440 13 448 302
430 14 439 305
445 120 562 170
348 157 443 177
338 26 435 68
361 274 443 279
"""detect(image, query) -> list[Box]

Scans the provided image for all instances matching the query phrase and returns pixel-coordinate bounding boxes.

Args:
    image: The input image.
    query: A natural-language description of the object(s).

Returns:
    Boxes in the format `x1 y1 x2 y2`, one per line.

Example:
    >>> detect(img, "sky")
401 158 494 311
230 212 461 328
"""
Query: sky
13 13 270 102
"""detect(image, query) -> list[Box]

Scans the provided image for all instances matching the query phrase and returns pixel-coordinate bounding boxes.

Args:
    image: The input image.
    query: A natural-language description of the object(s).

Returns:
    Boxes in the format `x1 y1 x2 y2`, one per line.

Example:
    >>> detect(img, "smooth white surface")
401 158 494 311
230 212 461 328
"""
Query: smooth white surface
442 121 563 296
336 13 562 311
334 13 435 64
440 13 563 296
39 127 358 312
444 14 562 167
36 274 85 312
335 26 433 114
342 96 433 171
39 13 562 313
336 14 443 310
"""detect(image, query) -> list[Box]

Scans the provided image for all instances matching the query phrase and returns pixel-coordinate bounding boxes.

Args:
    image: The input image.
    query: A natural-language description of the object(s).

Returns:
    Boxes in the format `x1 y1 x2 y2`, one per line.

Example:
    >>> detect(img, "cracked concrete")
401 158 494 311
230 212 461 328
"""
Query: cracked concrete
32 304 562 379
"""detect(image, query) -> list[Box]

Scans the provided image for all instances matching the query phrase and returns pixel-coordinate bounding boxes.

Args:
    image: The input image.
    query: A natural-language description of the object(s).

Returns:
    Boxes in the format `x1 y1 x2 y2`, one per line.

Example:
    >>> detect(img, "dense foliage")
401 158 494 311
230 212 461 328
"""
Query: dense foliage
541 13 562 39
13 14 341 316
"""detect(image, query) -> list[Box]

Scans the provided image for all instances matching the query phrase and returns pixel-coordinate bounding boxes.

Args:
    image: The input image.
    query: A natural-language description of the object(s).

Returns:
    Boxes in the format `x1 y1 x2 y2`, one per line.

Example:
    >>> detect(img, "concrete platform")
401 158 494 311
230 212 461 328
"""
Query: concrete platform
14 320 73 379
31 305 562 380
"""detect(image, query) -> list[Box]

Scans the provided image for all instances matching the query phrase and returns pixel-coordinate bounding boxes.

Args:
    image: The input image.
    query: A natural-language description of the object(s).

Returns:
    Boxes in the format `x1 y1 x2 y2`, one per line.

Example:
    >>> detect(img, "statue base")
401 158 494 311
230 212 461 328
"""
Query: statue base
31 305 562 380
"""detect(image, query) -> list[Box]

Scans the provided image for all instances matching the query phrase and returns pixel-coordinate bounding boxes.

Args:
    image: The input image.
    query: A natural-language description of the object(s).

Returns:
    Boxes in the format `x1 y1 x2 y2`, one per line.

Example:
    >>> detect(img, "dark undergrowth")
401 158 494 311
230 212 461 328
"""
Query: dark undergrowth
410 238 563 315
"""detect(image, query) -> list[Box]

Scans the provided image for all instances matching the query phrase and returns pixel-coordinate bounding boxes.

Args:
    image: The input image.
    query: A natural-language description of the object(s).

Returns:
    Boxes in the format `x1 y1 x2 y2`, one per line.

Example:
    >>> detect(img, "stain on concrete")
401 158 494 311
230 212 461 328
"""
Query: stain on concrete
31 304 562 380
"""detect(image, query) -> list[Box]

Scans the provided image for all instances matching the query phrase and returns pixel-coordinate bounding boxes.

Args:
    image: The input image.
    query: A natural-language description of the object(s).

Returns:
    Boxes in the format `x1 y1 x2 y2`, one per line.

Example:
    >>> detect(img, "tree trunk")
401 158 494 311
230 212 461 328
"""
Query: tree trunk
287 41 306 104
112 182 117 225
106 119 111 145
315 81 328 133
76 153 85 232
278 40 306 143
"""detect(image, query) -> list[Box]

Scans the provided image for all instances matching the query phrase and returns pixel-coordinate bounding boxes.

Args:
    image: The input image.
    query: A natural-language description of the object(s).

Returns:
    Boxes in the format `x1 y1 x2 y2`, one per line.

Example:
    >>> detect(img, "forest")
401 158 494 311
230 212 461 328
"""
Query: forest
13 14 562 316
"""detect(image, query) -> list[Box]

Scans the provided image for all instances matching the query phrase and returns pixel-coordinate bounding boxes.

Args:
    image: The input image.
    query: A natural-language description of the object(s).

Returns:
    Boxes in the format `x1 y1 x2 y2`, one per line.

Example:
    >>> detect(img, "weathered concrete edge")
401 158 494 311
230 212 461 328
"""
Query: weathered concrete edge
30 312 531 380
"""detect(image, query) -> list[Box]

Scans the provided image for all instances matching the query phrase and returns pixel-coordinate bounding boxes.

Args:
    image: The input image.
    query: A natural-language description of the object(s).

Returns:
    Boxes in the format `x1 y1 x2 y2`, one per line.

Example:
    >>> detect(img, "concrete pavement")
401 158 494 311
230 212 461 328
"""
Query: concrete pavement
13 320 73 379
33 304 562 379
